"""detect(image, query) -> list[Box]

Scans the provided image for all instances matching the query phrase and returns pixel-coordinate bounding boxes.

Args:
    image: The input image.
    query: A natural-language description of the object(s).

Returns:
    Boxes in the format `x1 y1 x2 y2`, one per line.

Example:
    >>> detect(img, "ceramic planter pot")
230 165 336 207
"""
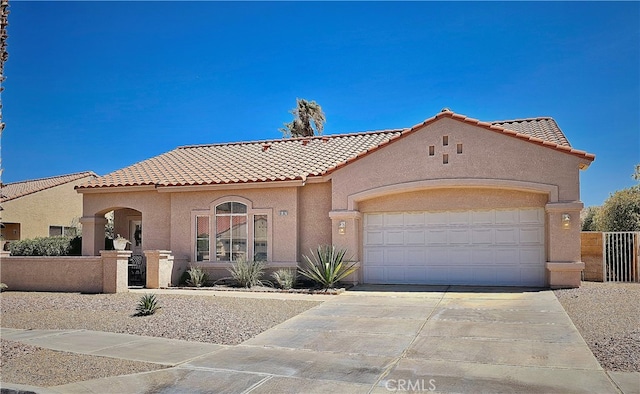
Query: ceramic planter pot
113 238 129 251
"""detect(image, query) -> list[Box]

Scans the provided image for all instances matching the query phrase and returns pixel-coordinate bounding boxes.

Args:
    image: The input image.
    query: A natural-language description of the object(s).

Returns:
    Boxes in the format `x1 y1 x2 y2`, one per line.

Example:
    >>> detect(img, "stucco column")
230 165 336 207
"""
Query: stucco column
100 250 130 293
145 250 174 289
329 210 362 284
80 216 108 256
545 202 585 288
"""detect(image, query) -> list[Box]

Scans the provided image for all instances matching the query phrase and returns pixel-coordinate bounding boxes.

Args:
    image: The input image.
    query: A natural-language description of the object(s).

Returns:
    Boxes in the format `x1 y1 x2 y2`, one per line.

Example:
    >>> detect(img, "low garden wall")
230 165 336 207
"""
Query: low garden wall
0 255 104 293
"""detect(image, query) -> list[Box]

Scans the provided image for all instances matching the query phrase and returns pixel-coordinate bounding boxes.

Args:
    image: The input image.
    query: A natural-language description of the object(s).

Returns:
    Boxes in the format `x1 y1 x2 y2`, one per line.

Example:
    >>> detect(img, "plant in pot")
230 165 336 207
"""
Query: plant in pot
113 234 130 251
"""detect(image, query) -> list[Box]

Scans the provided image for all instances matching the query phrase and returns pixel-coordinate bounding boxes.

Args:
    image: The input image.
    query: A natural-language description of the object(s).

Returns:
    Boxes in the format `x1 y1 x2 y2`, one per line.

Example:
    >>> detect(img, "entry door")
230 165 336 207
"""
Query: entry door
363 208 546 286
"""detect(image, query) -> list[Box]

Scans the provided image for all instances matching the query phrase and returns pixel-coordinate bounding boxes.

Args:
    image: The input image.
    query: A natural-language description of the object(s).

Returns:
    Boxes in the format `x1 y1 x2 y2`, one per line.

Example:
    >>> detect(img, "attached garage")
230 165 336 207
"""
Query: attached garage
363 208 546 286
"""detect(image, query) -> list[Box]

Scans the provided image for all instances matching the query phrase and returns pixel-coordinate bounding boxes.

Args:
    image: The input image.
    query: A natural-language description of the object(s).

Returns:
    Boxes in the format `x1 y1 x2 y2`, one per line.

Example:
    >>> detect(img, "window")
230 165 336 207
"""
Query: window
49 226 74 237
215 202 247 262
49 226 63 237
254 215 268 261
193 200 269 262
195 216 210 261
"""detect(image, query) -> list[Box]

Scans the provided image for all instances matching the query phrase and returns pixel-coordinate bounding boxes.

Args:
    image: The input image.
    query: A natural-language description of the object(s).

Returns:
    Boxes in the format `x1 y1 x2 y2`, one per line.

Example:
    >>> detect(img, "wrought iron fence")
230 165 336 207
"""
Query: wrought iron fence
603 232 639 282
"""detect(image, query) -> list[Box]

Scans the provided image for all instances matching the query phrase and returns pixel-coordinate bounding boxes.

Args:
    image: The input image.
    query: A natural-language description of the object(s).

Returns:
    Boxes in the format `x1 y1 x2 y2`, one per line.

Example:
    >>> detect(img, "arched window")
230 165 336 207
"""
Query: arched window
194 199 270 262
214 202 247 262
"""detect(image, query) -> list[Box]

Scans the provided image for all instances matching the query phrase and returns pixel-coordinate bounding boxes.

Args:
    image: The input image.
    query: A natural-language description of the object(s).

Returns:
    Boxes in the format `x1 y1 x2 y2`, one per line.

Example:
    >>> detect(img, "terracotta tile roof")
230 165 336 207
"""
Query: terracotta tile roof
1 171 96 202
80 111 594 190
491 117 569 146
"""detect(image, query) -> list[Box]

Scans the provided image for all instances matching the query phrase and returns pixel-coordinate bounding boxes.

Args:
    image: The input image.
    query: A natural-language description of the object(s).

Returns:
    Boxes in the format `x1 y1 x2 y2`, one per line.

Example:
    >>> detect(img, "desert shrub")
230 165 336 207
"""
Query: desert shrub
272 269 297 290
186 266 207 287
9 236 82 256
228 258 265 288
594 185 640 231
298 245 356 289
135 294 161 316
0 283 7 292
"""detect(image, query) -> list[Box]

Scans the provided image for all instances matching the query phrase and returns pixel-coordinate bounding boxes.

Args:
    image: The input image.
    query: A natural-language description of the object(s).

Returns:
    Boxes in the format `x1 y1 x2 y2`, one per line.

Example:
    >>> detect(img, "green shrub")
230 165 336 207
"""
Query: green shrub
228 258 265 288
272 269 297 290
298 245 356 289
9 236 82 256
186 266 207 287
135 294 160 316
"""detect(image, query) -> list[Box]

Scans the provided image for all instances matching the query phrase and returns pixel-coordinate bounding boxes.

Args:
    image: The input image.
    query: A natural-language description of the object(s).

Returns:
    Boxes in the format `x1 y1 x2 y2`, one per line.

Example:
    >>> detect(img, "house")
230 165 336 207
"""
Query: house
76 110 595 288
1 172 97 246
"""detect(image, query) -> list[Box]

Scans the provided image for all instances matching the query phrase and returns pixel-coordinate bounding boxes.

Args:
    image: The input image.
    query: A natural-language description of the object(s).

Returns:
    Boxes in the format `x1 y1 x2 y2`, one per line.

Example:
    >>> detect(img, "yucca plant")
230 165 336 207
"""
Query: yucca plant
298 245 356 290
186 265 207 287
272 269 297 290
228 258 265 288
135 293 161 316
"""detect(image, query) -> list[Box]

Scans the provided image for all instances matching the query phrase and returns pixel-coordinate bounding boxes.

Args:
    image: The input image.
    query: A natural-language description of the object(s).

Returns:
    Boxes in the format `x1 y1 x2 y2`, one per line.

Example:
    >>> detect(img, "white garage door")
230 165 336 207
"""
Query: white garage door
363 208 546 286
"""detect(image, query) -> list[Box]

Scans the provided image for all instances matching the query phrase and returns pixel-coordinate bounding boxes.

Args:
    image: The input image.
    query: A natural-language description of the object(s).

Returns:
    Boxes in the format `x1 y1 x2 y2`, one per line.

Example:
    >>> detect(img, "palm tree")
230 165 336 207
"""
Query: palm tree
280 98 326 138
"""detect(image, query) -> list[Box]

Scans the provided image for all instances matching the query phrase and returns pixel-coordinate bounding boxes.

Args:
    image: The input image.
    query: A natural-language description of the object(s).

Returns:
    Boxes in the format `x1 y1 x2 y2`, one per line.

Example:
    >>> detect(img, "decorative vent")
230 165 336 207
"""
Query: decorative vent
428 145 435 156
443 154 449 164
457 143 463 154
443 136 449 146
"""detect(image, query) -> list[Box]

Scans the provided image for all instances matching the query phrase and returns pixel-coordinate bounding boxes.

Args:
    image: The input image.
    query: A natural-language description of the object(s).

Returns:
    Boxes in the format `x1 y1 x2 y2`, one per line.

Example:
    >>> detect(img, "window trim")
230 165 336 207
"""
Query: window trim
191 196 273 263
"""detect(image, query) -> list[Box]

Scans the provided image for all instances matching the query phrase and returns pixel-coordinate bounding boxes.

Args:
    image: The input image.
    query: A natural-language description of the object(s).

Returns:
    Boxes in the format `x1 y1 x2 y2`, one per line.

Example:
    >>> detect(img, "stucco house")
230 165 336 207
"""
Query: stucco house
77 109 594 288
1 171 97 246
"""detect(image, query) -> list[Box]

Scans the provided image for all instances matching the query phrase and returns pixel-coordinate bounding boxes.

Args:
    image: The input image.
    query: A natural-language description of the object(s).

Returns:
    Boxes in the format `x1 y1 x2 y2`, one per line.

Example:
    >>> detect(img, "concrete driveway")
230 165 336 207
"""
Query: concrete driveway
4 286 627 393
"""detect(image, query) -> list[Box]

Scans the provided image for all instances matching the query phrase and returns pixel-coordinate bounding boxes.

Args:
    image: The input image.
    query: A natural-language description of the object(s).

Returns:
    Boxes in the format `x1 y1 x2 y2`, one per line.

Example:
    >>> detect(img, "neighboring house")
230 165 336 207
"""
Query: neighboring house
77 110 595 287
1 172 97 245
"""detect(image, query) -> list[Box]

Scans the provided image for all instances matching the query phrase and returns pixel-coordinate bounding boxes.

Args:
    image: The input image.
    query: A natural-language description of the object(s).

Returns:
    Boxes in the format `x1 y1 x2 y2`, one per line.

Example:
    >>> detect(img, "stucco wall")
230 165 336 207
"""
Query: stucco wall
330 117 585 210
1 256 103 293
298 182 333 261
168 187 299 264
581 232 603 281
2 176 92 240
82 190 172 252
358 188 548 213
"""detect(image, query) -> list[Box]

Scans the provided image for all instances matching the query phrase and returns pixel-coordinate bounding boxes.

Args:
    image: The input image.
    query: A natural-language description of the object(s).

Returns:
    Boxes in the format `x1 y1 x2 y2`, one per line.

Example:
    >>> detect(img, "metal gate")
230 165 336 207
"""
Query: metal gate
603 232 640 282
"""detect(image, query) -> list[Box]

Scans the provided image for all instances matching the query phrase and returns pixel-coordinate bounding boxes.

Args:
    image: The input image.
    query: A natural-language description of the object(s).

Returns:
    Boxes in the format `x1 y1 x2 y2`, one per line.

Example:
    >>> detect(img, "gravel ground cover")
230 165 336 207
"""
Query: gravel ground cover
554 281 639 372
0 291 320 387
1 339 167 387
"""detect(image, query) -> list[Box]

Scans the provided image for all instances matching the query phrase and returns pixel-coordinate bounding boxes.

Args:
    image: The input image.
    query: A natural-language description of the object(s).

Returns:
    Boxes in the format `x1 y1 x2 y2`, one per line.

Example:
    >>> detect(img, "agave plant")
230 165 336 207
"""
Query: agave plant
186 265 207 287
298 245 356 289
135 293 161 316
228 258 265 288
272 269 297 290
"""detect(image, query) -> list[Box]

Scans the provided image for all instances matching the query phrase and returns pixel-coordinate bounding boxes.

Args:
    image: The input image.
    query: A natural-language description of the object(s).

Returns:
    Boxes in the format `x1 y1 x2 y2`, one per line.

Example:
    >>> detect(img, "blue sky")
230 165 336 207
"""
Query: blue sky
2 1 639 207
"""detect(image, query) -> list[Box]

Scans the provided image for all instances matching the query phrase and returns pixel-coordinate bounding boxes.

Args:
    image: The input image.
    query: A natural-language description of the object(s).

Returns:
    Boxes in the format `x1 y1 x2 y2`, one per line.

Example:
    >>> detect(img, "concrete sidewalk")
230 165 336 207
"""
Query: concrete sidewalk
2 286 638 394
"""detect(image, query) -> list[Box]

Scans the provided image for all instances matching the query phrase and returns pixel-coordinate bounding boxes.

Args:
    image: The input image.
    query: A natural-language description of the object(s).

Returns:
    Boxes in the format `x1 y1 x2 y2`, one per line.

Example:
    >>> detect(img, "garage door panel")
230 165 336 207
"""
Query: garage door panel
520 209 544 224
495 248 519 264
385 213 404 227
404 213 425 226
496 210 519 224
472 210 494 225
449 228 470 244
406 248 426 264
472 249 494 264
405 267 427 283
365 214 384 227
495 228 518 244
384 249 404 265
426 212 448 225
365 249 385 266
385 230 404 245
406 230 425 245
471 228 494 244
449 211 470 225
519 227 543 244
363 209 545 287
365 230 384 246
